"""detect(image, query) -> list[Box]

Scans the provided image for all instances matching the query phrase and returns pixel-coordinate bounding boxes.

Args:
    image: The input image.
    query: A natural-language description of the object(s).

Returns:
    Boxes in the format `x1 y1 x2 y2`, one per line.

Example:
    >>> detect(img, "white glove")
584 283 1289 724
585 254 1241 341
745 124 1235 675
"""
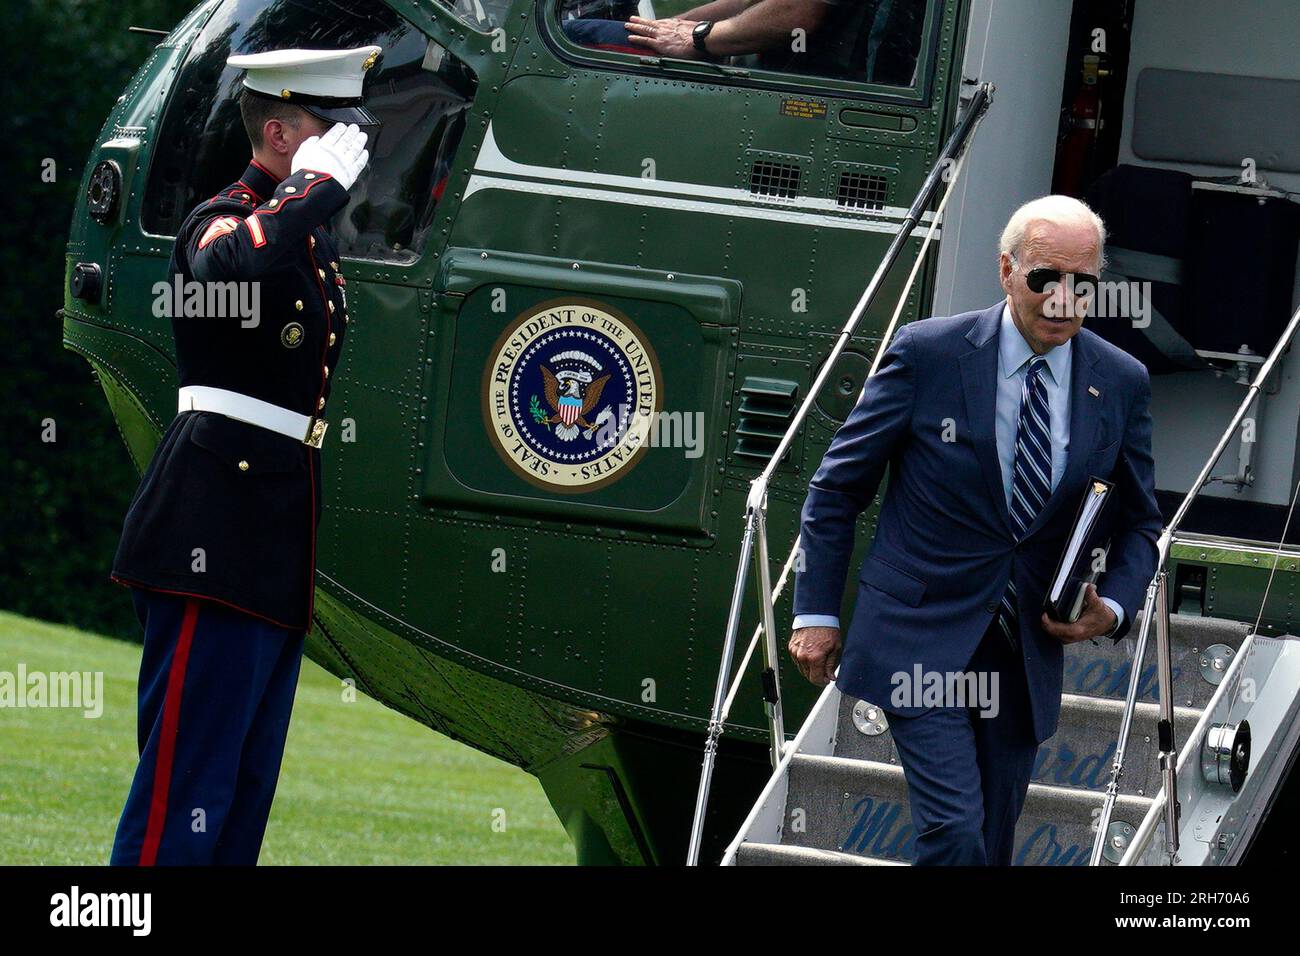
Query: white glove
291 122 370 191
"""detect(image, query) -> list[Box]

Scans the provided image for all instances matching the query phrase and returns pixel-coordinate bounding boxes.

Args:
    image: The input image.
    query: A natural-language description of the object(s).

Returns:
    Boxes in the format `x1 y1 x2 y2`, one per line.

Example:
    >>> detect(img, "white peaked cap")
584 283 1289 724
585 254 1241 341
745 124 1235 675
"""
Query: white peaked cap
227 46 382 124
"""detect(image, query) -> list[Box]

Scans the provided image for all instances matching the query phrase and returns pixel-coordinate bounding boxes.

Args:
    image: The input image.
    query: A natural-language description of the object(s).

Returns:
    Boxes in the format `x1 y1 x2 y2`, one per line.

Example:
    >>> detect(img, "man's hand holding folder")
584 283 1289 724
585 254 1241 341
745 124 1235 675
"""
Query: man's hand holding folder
1041 476 1121 644
1041 582 1117 644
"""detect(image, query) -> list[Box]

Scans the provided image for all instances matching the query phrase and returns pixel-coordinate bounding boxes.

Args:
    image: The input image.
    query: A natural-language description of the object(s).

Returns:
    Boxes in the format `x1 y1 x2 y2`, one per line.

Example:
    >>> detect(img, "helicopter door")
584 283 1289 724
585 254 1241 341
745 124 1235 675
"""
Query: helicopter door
416 251 741 541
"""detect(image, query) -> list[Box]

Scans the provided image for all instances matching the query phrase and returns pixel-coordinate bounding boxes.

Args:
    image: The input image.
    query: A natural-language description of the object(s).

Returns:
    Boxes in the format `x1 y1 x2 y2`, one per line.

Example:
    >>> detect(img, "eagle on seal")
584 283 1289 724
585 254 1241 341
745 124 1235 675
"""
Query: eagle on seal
540 365 612 441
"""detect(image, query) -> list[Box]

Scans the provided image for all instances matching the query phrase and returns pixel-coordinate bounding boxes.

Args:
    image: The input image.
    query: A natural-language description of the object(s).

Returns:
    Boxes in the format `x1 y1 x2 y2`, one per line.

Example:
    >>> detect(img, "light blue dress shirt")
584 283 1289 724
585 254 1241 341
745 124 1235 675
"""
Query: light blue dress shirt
794 302 1122 633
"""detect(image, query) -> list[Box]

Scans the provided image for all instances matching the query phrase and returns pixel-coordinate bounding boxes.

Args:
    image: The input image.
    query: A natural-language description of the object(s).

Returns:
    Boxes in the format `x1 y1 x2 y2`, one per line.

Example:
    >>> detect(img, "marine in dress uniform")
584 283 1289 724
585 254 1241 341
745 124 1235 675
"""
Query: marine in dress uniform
108 46 381 865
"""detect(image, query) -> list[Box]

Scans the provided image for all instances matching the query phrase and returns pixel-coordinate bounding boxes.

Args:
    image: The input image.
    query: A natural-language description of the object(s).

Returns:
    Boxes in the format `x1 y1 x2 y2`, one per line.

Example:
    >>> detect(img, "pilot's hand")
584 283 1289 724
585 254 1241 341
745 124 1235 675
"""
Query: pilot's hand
291 122 370 191
1041 583 1117 644
625 16 703 60
789 626 841 687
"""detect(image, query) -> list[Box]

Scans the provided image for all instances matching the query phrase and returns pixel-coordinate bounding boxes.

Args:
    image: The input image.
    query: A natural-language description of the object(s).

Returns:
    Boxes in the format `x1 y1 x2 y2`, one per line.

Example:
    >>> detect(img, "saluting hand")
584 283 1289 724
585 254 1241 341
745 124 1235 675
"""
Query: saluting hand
291 122 370 190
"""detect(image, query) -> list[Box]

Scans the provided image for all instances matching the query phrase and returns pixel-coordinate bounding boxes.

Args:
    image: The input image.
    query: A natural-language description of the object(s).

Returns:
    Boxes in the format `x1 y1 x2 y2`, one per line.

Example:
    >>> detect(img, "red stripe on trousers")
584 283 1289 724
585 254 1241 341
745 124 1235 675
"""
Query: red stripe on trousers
139 598 200 866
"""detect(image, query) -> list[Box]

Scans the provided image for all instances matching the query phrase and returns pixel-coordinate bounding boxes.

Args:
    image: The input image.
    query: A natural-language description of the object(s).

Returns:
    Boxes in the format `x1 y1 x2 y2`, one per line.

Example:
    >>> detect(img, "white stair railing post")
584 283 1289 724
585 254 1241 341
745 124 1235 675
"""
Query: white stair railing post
685 507 757 866
1089 580 1156 865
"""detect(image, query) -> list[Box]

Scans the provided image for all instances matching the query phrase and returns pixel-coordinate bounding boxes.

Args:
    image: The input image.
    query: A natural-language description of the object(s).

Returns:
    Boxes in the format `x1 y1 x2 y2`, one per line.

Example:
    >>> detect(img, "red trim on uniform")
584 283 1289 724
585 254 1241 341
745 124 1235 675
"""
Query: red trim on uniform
303 238 334 627
235 180 263 203
138 598 199 866
109 575 305 632
245 213 267 248
259 174 334 216
249 158 282 183
306 446 318 626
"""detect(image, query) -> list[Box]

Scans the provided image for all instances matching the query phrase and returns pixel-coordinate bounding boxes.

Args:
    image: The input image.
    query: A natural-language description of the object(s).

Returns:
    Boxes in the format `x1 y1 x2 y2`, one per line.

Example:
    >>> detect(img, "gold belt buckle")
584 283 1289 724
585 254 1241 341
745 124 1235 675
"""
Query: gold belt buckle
304 417 328 448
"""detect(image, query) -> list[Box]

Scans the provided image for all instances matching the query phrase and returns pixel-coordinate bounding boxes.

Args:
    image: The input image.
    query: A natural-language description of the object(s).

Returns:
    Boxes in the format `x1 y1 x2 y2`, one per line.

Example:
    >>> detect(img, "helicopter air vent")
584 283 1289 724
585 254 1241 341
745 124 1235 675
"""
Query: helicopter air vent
836 170 888 211
749 160 802 200
733 376 799 465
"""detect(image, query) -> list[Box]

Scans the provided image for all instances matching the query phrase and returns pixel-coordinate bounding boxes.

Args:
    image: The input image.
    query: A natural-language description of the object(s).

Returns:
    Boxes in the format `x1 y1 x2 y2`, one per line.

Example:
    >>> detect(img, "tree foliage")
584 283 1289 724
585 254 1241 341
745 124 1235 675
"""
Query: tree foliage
2 0 196 638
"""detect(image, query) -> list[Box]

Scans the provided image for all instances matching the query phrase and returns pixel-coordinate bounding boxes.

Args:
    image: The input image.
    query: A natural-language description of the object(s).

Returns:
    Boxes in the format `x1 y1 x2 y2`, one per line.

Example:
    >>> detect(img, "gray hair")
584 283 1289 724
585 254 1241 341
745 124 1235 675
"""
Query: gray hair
999 195 1107 270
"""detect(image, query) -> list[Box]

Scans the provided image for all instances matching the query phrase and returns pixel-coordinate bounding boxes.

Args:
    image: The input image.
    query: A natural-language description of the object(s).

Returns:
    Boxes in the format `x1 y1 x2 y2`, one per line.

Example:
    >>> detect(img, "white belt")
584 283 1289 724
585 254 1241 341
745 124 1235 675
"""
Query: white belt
177 386 328 448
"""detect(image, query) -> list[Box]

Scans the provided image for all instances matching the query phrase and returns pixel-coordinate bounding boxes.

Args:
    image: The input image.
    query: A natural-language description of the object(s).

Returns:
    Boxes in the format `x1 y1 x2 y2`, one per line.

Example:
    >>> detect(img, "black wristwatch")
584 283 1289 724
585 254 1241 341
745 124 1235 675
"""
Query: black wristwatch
692 20 715 55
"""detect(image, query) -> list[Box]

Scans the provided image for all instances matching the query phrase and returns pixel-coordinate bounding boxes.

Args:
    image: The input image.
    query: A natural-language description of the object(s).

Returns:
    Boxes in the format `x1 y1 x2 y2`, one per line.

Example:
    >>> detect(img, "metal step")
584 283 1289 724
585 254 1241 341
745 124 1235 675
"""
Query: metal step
834 692 1201 798
737 614 1250 865
779 754 1153 866
1035 693 1201 797
1062 612 1249 709
735 843 905 866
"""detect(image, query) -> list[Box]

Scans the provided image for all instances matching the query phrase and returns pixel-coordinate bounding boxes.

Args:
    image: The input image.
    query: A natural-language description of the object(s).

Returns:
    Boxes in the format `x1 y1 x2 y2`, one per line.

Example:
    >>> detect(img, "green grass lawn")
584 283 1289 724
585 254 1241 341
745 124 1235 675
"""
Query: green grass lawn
0 610 575 865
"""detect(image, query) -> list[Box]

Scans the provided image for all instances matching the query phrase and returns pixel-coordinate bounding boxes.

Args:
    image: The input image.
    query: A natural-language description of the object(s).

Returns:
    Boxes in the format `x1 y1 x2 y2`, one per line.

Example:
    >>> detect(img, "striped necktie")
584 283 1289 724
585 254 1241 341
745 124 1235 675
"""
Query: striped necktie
998 356 1052 649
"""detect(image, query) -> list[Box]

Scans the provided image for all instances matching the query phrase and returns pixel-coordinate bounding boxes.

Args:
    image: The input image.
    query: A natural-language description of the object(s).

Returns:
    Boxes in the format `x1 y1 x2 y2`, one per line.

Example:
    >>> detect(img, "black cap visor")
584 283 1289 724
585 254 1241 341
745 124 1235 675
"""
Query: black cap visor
302 102 379 127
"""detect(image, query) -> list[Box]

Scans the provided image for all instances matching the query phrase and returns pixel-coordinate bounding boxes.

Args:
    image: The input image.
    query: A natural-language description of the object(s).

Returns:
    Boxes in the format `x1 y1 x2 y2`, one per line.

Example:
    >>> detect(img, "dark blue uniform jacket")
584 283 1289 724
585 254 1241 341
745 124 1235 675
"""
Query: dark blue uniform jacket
113 160 350 631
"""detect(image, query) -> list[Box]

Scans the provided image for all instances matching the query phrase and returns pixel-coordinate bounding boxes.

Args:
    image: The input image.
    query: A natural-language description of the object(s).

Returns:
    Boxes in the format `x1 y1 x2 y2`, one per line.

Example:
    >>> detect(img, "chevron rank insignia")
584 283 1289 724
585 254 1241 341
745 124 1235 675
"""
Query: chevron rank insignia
197 216 242 250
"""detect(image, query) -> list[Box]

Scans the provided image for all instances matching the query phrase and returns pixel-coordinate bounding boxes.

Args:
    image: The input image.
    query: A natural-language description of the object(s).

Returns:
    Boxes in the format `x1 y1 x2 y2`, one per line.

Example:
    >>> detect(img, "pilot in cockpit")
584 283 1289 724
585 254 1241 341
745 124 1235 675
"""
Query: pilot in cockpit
558 0 925 85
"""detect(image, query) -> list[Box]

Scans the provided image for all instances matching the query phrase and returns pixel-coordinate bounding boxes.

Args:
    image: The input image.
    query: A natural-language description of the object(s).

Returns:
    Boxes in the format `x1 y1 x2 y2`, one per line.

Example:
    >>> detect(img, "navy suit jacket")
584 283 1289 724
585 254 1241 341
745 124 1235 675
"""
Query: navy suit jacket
793 302 1162 743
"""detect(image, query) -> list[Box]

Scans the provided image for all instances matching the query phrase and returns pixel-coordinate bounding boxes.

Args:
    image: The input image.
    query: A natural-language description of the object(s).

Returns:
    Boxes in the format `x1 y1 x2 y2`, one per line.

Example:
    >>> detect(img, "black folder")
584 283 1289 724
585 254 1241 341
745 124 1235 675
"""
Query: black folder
1043 476 1114 623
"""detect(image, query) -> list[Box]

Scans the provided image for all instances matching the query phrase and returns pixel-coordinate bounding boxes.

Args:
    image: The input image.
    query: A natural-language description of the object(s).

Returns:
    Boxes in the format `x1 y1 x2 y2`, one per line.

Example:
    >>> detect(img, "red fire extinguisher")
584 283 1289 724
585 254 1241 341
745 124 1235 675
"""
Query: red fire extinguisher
1054 54 1108 196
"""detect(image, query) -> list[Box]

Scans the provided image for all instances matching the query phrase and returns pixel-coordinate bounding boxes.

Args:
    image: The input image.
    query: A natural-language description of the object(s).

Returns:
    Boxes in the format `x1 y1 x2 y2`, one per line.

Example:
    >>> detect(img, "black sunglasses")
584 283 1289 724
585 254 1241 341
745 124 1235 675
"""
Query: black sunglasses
1023 267 1099 296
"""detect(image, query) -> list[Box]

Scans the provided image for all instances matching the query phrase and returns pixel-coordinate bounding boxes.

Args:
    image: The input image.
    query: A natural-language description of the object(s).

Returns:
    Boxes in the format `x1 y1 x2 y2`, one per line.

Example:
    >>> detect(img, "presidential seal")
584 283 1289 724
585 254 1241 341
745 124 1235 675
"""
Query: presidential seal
484 300 661 491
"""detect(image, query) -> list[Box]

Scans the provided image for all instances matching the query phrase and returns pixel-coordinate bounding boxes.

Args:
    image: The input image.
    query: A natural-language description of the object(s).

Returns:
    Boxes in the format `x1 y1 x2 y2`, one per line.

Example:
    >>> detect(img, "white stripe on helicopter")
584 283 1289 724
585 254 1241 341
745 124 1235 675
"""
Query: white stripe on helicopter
467 123 941 235
465 174 942 236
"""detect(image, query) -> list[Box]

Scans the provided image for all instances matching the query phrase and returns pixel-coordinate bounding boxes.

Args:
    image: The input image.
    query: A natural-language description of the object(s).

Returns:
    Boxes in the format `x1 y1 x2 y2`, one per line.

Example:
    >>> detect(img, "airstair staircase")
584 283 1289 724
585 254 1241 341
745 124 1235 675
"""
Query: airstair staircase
728 611 1248 866
683 81 1300 866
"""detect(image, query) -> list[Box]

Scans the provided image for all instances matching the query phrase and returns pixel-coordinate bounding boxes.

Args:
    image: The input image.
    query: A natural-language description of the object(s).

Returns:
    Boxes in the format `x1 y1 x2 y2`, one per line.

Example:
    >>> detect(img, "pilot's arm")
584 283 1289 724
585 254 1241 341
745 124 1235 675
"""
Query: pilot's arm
676 0 750 20
701 0 831 56
627 0 830 59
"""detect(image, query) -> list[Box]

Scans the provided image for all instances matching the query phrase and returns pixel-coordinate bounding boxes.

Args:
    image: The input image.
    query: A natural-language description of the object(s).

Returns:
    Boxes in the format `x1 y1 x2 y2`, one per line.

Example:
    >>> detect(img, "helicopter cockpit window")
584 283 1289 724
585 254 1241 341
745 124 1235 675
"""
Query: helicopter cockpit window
432 0 513 34
143 0 476 264
555 0 930 89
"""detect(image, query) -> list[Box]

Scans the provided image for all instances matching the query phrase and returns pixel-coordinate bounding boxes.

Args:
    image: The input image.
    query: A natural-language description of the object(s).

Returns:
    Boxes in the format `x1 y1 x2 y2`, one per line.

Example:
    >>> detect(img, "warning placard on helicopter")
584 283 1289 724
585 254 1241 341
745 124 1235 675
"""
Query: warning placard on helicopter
483 300 662 492
780 97 827 120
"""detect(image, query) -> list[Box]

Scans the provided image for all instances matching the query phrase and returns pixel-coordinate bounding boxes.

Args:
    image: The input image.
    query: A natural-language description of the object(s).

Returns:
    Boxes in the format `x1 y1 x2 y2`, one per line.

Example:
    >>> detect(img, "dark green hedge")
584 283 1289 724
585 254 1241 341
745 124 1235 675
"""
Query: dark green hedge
2 1 196 641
